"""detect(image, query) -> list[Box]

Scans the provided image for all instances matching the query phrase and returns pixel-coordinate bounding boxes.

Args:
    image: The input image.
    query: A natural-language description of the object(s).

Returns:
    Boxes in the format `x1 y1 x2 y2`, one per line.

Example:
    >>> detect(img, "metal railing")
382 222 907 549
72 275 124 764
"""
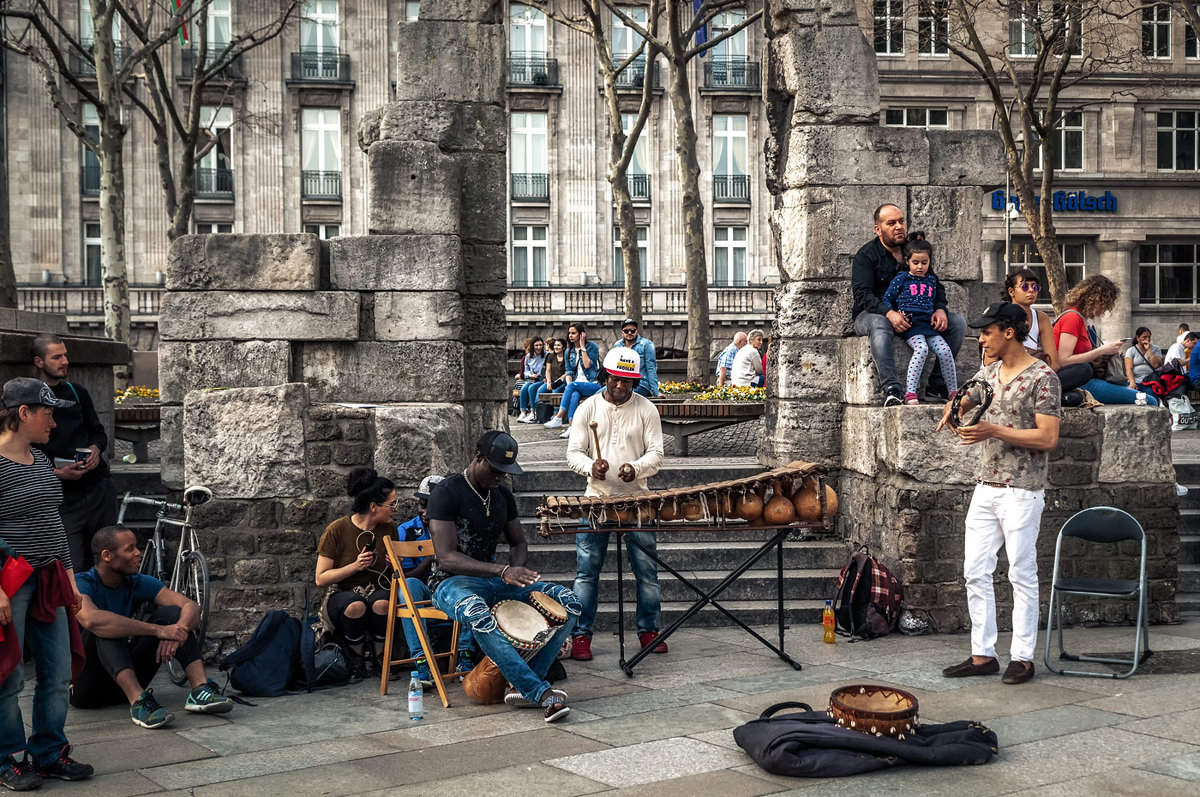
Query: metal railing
17 285 163 316
626 173 651 201
301 170 342 200
612 56 660 89
82 164 101 196
68 45 125 76
509 55 559 86
703 58 760 91
290 50 351 82
195 167 234 199
713 174 750 203
180 48 244 81
511 173 550 201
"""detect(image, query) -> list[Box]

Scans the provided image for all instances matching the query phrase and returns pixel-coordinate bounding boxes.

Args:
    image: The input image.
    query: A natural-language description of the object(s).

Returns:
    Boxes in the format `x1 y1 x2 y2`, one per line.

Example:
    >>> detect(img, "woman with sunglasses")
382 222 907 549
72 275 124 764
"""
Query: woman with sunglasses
315 467 401 682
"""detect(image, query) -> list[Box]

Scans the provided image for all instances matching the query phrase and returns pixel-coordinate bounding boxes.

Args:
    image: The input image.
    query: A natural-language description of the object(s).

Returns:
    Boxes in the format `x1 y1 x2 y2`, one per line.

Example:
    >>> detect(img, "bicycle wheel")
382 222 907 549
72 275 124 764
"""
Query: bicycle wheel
167 551 210 686
139 538 158 577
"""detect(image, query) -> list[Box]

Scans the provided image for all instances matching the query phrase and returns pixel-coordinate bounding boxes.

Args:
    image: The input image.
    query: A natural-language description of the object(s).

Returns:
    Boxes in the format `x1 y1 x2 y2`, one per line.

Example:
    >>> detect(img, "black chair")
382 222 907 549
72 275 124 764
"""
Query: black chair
1043 506 1152 679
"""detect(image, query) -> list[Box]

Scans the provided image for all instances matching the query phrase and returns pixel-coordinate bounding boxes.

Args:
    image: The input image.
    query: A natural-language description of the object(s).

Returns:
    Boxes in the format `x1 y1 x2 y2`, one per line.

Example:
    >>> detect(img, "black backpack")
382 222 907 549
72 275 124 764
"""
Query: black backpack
832 546 903 639
219 610 301 697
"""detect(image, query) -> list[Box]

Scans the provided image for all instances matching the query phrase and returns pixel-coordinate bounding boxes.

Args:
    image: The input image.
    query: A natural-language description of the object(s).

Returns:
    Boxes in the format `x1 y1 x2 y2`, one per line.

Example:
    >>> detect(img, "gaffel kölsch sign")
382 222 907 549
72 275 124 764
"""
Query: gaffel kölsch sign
991 189 1118 213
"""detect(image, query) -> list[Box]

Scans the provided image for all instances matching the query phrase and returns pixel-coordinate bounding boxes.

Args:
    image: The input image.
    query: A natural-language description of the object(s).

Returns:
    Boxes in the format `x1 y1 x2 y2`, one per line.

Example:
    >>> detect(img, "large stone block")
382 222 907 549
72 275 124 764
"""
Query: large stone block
393 21 505 104
839 405 882 477
165 234 321 291
456 151 507 244
773 281 854 339
329 235 464 291
183 383 308 499
1096 407 1175 484
767 0 858 31
771 338 841 401
464 345 508 401
759 399 841 468
781 126 930 189
373 404 467 487
160 405 184 489
402 0 503 24
767 23 879 125
839 335 981 406
463 400 509 444
367 141 462 235
462 297 507 344
875 406 982 485
158 292 359 342
463 242 508 297
909 187 984 281
300 342 465 403
358 101 506 154
158 341 291 404
374 292 464 341
772 186 905 281
927 130 1005 187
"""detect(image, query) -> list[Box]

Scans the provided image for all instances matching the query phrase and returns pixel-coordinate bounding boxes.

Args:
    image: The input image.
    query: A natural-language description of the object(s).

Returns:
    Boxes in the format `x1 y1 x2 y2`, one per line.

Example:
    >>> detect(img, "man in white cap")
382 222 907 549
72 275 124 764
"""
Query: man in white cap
565 348 666 661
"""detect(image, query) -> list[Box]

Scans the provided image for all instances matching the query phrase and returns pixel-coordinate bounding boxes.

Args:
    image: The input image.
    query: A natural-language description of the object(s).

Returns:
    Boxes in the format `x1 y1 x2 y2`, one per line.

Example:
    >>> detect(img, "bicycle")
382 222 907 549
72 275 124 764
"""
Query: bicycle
115 485 213 685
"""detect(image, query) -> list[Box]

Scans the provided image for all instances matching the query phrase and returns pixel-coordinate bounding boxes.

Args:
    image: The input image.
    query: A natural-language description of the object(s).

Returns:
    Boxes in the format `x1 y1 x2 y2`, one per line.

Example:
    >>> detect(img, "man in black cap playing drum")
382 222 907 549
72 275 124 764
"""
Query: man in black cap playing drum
936 302 1061 686
427 431 580 722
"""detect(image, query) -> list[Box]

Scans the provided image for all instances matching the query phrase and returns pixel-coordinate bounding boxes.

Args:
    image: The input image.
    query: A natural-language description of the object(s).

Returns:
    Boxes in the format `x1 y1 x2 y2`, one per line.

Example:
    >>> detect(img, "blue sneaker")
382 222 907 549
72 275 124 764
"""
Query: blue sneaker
185 679 234 714
414 658 433 689
130 688 174 729
455 651 476 678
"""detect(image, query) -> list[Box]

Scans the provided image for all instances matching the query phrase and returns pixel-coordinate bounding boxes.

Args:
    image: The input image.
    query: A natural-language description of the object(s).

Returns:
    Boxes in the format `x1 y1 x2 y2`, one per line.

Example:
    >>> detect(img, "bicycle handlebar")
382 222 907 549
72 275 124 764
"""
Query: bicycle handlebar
120 494 184 515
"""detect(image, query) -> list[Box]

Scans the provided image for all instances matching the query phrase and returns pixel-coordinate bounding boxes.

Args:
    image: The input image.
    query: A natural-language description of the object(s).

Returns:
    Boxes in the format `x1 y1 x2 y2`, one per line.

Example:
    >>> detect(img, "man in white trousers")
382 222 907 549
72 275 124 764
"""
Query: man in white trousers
936 302 1061 685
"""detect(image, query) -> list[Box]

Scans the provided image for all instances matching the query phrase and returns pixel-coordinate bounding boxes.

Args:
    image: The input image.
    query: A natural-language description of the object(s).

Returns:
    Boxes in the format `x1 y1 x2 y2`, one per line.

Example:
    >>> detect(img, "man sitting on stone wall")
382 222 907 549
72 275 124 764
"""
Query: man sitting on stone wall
852 204 965 406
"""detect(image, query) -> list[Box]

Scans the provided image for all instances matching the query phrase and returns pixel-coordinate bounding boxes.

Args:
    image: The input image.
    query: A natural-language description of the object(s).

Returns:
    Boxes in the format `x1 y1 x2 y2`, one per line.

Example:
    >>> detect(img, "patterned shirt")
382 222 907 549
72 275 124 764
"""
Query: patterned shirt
716 343 739 375
966 360 1061 491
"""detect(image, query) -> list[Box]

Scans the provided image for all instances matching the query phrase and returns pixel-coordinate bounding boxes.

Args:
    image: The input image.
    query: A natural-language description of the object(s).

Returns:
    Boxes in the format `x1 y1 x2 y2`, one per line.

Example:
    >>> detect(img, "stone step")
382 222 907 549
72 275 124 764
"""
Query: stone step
1177 593 1200 617
510 462 766 494
1180 564 1200 594
504 539 850 572
586 599 827 631
1177 486 1200 511
1176 463 1200 484
515 517 825 546
534 568 840 603
1179 509 1200 534
110 463 170 500
1181 534 1200 566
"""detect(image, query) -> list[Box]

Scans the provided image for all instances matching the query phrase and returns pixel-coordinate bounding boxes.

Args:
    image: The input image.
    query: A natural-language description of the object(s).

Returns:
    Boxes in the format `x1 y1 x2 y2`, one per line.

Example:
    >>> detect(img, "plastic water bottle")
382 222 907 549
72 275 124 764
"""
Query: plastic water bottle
407 671 424 721
823 599 836 644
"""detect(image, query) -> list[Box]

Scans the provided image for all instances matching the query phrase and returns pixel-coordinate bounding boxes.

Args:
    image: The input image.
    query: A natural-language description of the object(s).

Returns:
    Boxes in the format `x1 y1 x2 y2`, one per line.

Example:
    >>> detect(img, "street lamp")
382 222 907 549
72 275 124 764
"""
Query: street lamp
1004 133 1027 273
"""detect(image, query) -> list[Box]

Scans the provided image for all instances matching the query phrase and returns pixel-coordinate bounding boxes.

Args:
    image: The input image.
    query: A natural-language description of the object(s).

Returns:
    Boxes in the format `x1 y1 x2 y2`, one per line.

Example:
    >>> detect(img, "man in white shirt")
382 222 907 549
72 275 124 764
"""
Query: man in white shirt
1165 324 1192 366
565 348 665 661
716 332 748 386
731 329 765 387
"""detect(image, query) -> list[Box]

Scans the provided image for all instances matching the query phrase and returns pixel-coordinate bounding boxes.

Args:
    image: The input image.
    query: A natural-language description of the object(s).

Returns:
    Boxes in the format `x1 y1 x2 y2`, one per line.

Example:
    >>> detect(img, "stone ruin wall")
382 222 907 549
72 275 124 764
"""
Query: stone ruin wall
762 0 1179 630
158 2 510 653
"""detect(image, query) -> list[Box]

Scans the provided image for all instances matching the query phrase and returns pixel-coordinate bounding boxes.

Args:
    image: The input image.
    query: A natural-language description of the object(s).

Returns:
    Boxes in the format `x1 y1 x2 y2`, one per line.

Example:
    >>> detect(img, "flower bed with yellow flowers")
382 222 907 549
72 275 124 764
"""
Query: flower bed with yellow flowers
114 386 160 404
659 381 707 395
692 385 766 402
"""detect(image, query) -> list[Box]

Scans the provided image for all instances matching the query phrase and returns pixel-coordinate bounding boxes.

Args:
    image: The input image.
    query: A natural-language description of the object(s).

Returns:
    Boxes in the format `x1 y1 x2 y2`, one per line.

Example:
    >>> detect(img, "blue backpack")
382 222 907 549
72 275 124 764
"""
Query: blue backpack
219 610 301 697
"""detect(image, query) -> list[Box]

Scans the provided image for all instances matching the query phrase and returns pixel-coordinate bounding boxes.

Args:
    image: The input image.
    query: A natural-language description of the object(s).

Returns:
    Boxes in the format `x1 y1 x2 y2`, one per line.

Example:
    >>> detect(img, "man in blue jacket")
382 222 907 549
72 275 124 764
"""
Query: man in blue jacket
612 318 659 397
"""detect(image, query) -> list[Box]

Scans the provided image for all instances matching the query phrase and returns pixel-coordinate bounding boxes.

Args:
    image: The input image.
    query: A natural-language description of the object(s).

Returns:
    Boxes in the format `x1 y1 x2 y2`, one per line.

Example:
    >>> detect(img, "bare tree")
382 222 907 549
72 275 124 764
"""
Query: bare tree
1174 0 1200 44
940 0 1144 312
608 0 761 381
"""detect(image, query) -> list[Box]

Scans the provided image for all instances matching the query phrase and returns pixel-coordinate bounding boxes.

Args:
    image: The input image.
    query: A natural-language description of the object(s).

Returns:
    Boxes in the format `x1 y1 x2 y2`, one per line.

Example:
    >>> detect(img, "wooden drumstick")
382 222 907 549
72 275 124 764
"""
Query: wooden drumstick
589 421 603 460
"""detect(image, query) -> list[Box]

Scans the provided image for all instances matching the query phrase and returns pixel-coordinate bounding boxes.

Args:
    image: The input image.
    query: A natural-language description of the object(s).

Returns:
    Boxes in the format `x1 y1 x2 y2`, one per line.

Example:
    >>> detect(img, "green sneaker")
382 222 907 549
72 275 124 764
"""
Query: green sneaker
131 688 174 729
185 679 234 714
414 658 433 689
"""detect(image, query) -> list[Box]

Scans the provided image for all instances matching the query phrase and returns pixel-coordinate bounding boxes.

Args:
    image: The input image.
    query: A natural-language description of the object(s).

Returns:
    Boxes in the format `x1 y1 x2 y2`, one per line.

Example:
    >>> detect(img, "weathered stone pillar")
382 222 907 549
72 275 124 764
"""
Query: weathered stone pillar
1096 240 1137 342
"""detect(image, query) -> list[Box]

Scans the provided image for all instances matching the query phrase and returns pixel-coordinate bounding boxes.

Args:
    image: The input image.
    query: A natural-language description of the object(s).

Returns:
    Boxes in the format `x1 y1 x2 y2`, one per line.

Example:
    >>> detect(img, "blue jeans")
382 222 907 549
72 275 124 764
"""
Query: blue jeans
399 578 474 658
1082 378 1159 407
432 576 579 703
854 310 965 394
560 381 602 421
573 531 661 637
0 581 72 767
519 381 542 412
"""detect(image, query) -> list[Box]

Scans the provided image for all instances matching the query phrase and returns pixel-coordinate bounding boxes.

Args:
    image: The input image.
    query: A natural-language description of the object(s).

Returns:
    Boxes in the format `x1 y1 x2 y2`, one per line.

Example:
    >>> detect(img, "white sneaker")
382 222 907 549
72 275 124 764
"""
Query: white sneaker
560 429 571 439
544 416 564 429
1135 392 1148 406
521 411 534 422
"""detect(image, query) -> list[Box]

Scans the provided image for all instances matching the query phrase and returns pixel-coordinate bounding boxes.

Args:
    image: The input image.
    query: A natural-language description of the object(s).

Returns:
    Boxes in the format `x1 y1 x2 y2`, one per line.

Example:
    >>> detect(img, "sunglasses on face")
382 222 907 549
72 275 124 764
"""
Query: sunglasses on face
622 328 637 334
1019 283 1041 293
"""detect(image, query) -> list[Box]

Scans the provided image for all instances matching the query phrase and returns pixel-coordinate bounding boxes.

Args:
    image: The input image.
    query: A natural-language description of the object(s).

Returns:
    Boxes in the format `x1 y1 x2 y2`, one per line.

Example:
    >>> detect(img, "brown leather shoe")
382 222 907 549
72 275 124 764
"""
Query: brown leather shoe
941 656 1000 678
1002 660 1036 684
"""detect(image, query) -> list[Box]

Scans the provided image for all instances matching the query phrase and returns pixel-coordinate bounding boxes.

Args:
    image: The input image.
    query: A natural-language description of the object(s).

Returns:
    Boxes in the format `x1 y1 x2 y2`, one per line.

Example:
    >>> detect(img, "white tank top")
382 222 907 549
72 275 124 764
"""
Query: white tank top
1023 310 1040 350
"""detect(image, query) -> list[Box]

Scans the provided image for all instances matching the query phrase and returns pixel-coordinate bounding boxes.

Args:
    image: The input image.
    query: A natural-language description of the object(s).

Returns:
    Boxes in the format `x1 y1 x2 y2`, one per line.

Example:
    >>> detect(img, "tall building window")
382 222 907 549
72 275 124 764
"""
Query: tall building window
613 225 649 285
713 114 748 202
511 226 548 286
713 227 748 286
511 112 548 201
1009 2 1038 57
195 223 233 234
1139 243 1199 305
621 114 650 201
917 0 948 55
1037 111 1084 171
301 108 342 199
510 3 547 55
83 223 102 285
884 107 949 128
612 6 648 59
1011 242 1085 290
1157 111 1199 171
711 8 747 61
206 0 232 51
1186 21 1198 58
197 106 233 197
304 224 340 239
300 0 339 54
82 104 101 195
1142 3 1172 58
874 0 904 55
79 0 120 49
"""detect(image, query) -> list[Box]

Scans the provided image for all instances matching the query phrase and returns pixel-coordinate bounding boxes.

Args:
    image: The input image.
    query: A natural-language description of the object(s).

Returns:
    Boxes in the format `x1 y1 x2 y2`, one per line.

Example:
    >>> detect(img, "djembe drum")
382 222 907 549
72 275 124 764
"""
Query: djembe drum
461 593 568 705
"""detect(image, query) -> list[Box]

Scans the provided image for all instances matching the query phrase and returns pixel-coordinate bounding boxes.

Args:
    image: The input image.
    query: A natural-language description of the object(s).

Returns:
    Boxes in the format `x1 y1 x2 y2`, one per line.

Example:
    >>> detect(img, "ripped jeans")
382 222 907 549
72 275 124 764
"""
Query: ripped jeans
431 576 579 703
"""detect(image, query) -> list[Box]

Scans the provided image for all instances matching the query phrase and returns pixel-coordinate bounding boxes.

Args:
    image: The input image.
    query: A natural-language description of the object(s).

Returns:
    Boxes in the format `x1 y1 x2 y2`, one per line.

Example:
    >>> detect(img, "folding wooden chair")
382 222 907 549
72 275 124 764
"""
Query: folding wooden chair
379 537 460 707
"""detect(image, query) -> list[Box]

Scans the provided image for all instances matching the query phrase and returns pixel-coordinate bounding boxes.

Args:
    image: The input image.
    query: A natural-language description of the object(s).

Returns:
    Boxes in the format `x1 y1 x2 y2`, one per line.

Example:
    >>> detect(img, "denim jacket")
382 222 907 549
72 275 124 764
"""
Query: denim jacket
565 341 601 382
613 335 659 396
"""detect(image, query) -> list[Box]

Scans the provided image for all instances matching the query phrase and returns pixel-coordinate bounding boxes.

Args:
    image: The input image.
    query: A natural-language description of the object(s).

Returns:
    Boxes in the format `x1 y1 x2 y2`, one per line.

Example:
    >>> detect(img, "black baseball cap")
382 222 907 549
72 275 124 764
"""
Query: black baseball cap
476 430 523 475
1 378 75 409
969 302 1027 329
621 318 638 330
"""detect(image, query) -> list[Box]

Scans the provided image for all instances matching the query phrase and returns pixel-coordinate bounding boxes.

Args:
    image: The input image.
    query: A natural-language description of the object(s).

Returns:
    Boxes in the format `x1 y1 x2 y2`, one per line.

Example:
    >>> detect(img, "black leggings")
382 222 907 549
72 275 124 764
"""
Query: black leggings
1057 363 1094 393
326 589 390 651
70 604 202 709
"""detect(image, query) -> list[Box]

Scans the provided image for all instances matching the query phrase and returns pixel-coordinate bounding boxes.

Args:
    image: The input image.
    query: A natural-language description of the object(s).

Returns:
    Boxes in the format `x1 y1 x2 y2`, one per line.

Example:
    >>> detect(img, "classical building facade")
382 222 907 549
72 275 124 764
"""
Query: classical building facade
5 1 1199 353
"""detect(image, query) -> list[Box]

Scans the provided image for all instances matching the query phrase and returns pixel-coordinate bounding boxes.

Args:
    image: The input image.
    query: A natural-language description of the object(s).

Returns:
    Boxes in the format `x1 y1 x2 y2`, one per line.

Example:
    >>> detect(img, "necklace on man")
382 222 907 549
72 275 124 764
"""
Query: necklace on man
462 467 492 517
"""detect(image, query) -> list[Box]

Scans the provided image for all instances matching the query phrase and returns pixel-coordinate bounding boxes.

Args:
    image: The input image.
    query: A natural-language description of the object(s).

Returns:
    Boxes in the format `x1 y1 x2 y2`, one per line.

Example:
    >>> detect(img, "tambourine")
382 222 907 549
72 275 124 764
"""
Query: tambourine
828 684 919 739
948 377 994 430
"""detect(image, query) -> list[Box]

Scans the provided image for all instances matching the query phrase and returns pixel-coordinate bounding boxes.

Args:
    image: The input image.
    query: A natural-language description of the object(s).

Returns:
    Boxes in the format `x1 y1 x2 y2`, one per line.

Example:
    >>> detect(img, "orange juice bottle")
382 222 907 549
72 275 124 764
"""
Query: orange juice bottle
822 600 836 644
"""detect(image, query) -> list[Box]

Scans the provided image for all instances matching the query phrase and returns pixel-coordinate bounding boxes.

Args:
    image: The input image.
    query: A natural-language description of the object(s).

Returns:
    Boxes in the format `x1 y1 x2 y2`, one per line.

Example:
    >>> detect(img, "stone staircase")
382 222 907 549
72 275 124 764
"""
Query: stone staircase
1176 461 1200 616
503 461 846 631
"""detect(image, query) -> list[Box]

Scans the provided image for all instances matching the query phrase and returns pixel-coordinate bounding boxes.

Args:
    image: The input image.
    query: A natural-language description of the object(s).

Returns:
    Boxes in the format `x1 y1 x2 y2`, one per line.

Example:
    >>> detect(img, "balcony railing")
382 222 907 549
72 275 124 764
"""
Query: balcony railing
82 164 101 196
302 170 342 200
68 45 125 77
509 55 559 86
713 174 750 203
612 56 660 89
17 285 163 316
504 286 775 319
511 173 549 202
290 50 351 82
180 48 244 81
626 173 651 202
703 58 761 91
195 167 234 199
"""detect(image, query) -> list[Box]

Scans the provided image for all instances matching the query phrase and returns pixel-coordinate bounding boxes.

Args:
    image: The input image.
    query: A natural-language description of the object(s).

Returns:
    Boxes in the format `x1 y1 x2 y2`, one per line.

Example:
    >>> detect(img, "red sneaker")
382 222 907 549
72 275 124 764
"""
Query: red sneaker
570 635 593 661
639 631 668 654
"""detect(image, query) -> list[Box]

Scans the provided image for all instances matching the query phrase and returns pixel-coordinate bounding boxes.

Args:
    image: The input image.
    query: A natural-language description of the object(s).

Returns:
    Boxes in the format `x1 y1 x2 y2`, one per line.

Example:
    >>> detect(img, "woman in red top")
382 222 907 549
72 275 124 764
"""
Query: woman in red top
1051 275 1158 406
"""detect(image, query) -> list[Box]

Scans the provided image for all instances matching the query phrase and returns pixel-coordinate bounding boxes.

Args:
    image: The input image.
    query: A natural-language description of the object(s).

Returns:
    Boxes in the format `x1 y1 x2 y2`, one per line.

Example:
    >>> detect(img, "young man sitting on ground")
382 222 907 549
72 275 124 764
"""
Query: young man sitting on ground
72 526 233 728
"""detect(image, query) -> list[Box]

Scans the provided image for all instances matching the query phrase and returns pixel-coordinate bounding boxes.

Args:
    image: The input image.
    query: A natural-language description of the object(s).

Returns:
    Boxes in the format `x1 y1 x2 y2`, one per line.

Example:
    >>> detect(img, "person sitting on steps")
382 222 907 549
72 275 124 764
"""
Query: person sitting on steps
544 322 601 439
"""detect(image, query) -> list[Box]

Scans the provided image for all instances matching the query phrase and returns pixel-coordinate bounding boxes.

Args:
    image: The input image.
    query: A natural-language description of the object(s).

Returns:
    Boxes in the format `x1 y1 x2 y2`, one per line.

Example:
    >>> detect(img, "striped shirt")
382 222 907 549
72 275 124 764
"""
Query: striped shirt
0 449 73 569
716 343 739 374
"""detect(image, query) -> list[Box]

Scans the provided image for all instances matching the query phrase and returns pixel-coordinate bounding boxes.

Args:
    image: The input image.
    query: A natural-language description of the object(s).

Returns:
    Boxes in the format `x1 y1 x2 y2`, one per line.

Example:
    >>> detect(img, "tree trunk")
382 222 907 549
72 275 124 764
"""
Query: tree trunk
615 179 642 324
0 117 15 308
